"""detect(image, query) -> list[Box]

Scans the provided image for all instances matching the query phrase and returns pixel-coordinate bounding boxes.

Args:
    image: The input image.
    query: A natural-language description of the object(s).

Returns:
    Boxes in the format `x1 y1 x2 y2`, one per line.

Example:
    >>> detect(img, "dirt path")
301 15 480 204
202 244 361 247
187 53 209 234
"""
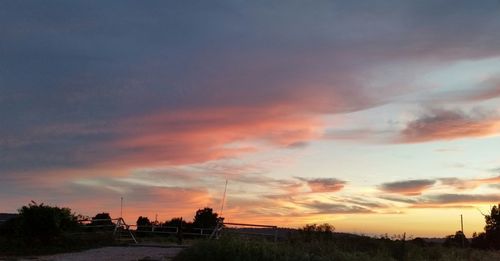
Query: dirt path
14 246 184 261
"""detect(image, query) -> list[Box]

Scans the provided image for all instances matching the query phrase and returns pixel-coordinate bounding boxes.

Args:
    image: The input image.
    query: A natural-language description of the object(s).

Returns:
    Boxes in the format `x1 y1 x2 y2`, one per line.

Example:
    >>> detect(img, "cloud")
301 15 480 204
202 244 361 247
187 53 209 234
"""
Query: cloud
2 1 500 230
297 177 346 193
412 193 500 208
379 179 436 196
301 200 373 214
0 105 324 173
323 128 393 143
433 77 500 103
399 109 500 143
439 176 500 190
3 1 500 173
382 192 500 209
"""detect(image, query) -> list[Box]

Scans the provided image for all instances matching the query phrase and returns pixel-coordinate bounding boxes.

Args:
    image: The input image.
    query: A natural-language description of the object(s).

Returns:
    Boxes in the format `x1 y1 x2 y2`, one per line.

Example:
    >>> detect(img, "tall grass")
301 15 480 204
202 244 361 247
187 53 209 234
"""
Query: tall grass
174 233 500 261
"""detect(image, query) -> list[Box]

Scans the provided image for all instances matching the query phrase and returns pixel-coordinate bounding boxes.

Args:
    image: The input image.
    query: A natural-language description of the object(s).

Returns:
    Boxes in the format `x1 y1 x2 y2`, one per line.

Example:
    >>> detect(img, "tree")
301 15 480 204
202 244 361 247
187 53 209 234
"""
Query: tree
472 204 500 249
165 217 188 227
192 208 222 228
443 231 469 248
136 216 152 231
1 201 79 245
485 205 500 234
299 223 335 242
90 213 114 229
471 232 488 249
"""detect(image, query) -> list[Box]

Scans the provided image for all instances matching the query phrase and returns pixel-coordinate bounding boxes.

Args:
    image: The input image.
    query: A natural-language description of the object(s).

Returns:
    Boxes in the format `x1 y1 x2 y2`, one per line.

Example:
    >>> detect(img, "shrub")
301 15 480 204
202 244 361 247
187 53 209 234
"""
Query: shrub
10 202 79 243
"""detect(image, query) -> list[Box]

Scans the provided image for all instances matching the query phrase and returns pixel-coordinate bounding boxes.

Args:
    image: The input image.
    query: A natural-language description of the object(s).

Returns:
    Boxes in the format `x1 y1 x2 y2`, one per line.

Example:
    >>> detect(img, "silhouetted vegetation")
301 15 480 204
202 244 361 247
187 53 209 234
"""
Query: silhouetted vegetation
175 225 500 261
297 223 335 242
0 202 114 255
0 202 79 245
443 231 469 248
165 217 189 228
136 216 152 230
193 207 223 228
5 201 500 259
91 213 113 226
470 204 500 249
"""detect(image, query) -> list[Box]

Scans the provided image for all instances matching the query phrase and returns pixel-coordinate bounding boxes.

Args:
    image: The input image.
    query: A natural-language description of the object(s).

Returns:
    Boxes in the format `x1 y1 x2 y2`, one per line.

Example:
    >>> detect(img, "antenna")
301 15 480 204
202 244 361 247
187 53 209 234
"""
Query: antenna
219 179 228 216
120 197 123 218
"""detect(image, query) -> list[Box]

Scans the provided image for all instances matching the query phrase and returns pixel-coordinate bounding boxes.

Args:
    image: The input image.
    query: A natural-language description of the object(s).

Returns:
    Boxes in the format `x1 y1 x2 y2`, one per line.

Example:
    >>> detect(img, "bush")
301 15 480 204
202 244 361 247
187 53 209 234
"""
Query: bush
1 202 79 244
0 202 115 255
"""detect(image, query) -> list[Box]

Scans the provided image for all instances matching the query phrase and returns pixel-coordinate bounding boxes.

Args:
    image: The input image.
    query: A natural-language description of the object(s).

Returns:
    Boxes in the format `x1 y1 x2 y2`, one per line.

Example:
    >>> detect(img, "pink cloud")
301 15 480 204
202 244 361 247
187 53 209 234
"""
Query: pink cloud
298 178 346 193
104 106 323 168
440 176 500 190
399 109 500 143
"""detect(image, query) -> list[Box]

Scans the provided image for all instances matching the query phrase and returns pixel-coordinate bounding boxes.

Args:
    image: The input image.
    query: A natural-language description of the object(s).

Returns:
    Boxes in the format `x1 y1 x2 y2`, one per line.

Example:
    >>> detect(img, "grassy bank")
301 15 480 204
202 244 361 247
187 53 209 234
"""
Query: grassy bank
174 234 500 261
0 232 115 256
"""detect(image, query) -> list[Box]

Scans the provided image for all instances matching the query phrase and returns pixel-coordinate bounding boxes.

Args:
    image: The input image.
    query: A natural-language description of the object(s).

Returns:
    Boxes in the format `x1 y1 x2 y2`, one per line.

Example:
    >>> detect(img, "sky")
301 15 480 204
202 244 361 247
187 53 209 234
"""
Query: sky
1 0 500 237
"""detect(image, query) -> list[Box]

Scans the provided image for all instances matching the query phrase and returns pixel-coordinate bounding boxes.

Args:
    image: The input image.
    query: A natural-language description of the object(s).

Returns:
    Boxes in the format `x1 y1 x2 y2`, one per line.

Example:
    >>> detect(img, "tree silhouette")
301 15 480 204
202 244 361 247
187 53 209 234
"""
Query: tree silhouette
192 208 222 228
485 205 500 234
472 204 500 249
443 231 468 248
136 216 151 231
165 217 188 227
91 213 113 228
0 202 79 245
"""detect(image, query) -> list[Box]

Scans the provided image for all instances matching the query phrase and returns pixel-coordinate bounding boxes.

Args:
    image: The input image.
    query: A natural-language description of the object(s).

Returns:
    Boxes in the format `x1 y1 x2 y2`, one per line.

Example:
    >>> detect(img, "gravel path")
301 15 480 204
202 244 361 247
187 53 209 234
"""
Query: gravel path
15 246 184 261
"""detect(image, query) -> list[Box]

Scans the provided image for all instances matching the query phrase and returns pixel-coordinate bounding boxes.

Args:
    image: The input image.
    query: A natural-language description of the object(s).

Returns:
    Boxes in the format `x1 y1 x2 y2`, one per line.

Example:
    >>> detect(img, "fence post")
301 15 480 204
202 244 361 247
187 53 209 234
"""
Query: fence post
177 217 183 245
274 227 278 242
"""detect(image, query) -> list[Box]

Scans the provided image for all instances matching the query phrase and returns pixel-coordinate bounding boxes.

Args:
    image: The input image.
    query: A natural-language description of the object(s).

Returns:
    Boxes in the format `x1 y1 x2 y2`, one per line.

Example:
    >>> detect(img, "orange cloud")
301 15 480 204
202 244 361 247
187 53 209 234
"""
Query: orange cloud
106 106 323 168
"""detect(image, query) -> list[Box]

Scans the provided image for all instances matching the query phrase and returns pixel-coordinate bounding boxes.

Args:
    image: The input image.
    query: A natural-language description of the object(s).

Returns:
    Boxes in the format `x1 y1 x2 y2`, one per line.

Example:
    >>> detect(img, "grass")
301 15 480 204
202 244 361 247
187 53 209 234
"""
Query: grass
174 233 500 261
0 231 115 256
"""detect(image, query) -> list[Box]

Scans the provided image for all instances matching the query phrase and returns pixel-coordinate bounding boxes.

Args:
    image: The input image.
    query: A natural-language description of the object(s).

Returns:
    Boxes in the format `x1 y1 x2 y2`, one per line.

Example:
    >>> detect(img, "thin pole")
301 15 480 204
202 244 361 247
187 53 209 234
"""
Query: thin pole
120 197 123 218
220 180 228 216
461 214 464 248
461 214 464 232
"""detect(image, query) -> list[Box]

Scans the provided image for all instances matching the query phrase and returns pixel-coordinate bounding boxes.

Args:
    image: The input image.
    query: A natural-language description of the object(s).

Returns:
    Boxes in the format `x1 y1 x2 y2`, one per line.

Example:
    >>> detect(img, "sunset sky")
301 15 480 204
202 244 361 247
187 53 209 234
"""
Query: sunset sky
2 1 500 237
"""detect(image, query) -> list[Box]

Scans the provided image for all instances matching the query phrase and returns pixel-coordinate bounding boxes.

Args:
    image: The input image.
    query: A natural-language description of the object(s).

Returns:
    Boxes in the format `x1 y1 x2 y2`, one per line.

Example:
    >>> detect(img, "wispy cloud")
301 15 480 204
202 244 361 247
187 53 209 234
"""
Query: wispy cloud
300 200 373 214
297 177 346 193
439 176 500 190
379 179 436 196
413 193 500 208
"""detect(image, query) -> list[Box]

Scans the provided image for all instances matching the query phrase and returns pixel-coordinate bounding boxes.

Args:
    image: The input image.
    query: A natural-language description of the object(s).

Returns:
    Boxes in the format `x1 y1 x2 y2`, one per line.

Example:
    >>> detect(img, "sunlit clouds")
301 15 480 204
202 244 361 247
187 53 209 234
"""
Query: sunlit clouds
2 1 500 237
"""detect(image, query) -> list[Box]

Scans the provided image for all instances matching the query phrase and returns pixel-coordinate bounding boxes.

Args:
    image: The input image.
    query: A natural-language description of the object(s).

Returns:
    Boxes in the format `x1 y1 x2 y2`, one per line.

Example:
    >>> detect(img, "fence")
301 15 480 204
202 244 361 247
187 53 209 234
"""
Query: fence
222 222 278 242
76 218 278 244
78 218 137 243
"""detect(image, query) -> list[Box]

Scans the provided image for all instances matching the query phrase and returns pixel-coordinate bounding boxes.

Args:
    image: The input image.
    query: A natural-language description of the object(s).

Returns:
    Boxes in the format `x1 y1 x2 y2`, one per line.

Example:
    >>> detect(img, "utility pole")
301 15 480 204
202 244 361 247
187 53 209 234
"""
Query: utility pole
461 214 464 233
461 214 464 248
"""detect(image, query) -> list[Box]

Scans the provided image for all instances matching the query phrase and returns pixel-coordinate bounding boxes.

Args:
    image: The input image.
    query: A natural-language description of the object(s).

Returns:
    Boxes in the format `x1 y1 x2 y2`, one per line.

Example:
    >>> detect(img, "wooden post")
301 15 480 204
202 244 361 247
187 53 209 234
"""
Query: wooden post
177 217 183 245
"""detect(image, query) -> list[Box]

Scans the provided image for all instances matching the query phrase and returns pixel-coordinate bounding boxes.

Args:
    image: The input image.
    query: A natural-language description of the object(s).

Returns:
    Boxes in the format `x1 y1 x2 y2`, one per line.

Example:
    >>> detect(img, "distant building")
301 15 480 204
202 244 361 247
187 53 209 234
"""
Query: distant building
0 213 18 224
